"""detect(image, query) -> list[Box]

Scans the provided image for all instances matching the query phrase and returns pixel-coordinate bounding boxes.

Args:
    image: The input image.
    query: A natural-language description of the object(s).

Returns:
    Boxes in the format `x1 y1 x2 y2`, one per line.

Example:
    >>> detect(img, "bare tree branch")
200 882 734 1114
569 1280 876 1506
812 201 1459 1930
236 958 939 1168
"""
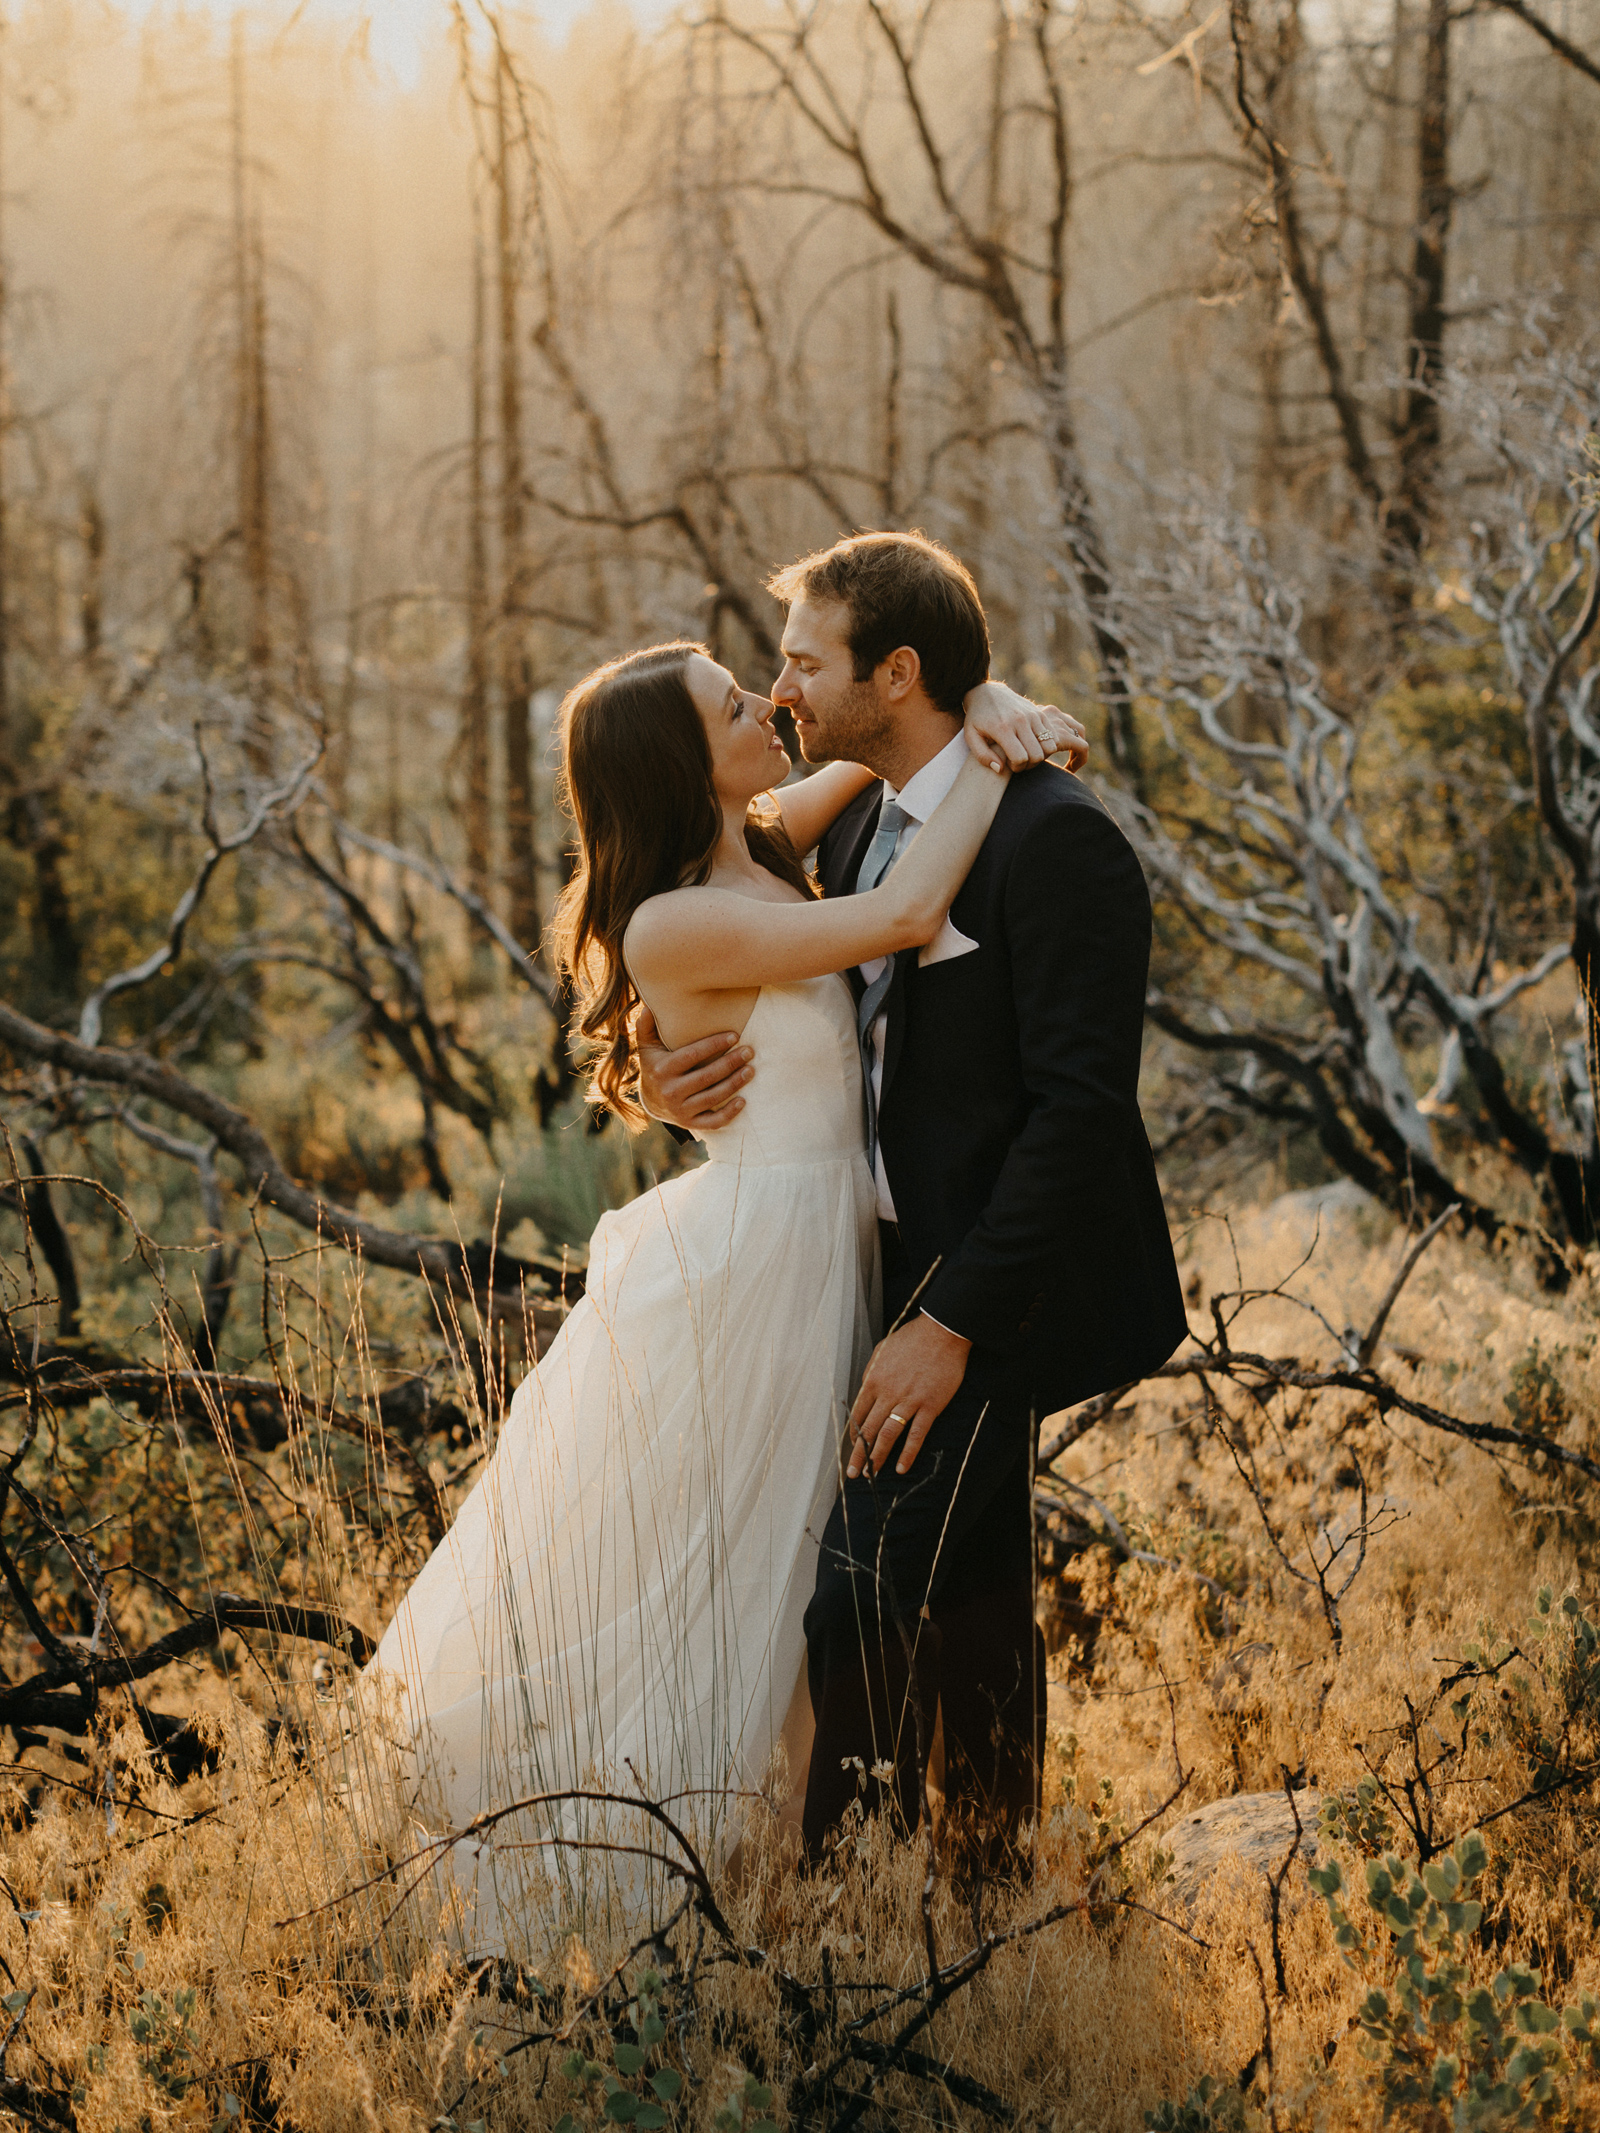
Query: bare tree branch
0 1001 565 1308
1483 0 1600 86
78 730 322 1049
1356 1202 1459 1367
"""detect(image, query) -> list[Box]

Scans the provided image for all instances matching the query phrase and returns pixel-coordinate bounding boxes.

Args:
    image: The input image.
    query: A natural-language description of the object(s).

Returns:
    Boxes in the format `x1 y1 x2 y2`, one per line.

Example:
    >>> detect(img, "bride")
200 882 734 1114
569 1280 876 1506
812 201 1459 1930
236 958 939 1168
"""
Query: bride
368 639 1074 1946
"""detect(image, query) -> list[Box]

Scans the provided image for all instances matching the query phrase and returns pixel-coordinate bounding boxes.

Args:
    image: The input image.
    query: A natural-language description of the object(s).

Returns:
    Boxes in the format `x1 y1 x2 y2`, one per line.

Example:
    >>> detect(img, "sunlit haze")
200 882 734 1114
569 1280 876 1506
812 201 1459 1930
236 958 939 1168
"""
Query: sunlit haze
117 0 628 85
0 0 1595 2115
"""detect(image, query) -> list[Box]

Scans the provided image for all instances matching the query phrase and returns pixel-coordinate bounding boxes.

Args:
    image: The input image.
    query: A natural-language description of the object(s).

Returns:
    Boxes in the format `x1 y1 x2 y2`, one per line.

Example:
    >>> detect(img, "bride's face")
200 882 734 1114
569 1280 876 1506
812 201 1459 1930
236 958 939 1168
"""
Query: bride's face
686 653 791 803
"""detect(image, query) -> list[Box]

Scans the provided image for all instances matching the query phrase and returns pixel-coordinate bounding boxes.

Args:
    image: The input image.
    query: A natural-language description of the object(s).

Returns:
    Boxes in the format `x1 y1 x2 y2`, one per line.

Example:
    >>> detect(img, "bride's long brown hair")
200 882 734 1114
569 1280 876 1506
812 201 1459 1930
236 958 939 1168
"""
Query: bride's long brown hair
547 640 816 1125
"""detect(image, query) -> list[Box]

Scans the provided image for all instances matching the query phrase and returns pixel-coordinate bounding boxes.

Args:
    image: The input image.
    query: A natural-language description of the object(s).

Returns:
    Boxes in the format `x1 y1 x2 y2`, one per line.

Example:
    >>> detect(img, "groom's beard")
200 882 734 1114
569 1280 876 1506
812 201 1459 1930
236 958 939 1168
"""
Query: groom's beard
797 675 897 774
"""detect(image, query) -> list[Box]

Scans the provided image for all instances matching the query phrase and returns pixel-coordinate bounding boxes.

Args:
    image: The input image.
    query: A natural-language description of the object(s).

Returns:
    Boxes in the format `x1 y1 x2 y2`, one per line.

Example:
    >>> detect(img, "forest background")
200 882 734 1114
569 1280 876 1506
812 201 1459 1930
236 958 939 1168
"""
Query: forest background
1 0 1600 2128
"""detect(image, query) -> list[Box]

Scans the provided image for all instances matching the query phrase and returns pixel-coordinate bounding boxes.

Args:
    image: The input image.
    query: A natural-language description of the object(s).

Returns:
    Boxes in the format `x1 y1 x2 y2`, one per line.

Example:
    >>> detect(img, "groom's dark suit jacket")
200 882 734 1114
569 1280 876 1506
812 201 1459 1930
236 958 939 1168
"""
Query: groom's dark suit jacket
818 767 1186 1413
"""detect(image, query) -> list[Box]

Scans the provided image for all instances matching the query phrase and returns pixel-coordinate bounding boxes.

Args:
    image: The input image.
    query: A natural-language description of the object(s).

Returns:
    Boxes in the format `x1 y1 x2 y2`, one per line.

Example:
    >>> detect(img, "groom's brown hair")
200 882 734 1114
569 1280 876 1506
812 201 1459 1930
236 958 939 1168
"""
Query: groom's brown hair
767 531 990 718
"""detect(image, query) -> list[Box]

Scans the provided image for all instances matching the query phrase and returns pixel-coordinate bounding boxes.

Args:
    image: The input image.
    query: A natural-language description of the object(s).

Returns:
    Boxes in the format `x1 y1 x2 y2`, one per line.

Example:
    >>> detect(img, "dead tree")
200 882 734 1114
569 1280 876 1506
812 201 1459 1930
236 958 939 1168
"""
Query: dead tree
526 304 787 672
462 203 493 900
77 478 104 665
1445 338 1600 1216
0 13 9 781
1122 0 1519 598
1108 343 1596 1257
520 83 1003 723
1388 0 1452 562
493 26 539 951
0 22 81 1005
231 14 274 767
713 0 1148 779
1182 0 1591 592
445 7 553 949
1217 0 1452 580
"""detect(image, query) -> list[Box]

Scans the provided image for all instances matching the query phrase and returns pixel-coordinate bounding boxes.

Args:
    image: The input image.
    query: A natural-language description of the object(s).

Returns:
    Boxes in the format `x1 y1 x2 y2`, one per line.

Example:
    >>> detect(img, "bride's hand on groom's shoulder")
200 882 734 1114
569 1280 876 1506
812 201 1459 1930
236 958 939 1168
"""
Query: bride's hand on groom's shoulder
963 680 1088 775
636 1007 754 1131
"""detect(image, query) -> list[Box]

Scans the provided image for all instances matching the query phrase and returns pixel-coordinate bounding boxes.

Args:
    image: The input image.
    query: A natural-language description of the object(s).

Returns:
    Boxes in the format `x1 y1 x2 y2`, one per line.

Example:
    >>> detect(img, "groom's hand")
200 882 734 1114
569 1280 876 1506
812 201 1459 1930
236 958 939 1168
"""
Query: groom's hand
847 1315 972 1479
636 1008 754 1130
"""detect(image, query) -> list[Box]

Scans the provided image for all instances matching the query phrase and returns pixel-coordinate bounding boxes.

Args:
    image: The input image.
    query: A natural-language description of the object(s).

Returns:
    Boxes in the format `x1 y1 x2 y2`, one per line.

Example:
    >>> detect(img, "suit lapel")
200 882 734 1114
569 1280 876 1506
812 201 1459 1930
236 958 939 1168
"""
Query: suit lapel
881 795 998 1109
881 950 912 1101
821 784 884 900
820 785 884 1006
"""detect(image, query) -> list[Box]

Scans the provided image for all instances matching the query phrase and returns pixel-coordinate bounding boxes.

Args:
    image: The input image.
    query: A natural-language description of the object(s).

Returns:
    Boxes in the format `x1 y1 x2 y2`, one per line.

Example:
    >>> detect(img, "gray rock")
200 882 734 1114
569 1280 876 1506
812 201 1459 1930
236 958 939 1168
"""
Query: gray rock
1270 1178 1374 1225
1045 1678 1074 1738
1160 1789 1323 1915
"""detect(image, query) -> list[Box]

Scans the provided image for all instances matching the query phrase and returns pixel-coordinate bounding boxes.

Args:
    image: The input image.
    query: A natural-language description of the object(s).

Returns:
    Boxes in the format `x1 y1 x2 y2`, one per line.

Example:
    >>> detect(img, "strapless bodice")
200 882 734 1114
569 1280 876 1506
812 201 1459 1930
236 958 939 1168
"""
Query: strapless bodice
693 976 866 1169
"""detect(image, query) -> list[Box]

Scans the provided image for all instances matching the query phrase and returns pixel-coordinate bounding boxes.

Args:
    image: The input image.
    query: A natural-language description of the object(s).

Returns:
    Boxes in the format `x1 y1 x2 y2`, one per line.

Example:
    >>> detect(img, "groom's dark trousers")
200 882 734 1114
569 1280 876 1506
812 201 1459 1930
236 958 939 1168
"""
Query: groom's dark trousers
800 765 1188 1861
801 1223 1046 1851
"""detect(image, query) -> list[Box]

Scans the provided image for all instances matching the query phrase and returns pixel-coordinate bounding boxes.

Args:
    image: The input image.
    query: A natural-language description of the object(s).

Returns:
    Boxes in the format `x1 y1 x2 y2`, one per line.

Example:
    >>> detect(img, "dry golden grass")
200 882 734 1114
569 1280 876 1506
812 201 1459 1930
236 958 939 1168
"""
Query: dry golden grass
2 1185 1599 2131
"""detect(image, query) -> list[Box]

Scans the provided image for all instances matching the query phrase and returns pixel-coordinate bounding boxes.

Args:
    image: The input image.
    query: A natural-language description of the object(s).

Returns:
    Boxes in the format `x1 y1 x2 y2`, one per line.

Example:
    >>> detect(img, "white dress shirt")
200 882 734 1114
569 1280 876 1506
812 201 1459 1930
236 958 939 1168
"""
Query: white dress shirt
858 730 969 1223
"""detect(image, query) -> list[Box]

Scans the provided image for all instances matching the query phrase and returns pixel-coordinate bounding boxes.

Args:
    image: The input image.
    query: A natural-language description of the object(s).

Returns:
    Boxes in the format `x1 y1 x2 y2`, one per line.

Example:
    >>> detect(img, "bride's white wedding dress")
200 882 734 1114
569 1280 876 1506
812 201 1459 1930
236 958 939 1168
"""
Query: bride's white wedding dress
368 974 876 1946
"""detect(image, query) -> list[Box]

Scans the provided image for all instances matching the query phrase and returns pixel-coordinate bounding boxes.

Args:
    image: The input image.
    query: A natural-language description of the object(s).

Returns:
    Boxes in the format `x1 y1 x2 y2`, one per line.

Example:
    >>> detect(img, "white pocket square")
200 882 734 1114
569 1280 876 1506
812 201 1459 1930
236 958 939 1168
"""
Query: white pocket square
919 918 980 968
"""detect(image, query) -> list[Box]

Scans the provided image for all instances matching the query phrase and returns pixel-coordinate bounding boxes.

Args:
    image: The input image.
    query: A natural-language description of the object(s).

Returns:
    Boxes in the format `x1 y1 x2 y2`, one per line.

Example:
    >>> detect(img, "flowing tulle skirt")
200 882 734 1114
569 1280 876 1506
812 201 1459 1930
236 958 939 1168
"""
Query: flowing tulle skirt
369 1137 877 1948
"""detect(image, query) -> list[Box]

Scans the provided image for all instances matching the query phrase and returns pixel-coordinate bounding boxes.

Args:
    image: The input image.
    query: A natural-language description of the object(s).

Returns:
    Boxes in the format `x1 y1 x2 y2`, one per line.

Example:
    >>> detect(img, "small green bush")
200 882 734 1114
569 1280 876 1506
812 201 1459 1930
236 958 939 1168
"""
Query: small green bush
553 1968 692 2133
1309 1828 1580 2126
1504 1342 1571 1436
1145 2072 1255 2130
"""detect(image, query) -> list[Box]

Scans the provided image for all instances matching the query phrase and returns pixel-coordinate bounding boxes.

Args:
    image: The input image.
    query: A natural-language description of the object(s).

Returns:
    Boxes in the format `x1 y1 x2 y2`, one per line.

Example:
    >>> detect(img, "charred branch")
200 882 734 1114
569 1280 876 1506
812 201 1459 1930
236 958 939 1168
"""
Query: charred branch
283 818 502 1151
0 1135 79 1340
77 731 322 1051
1483 0 1600 87
0 1587 375 1738
0 1001 569 1312
111 1112 237 1371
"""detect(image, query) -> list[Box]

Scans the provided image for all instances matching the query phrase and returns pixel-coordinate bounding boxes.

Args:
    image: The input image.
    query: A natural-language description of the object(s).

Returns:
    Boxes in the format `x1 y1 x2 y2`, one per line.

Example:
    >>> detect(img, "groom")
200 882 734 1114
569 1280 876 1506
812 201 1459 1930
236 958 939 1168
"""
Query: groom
642 532 1186 1861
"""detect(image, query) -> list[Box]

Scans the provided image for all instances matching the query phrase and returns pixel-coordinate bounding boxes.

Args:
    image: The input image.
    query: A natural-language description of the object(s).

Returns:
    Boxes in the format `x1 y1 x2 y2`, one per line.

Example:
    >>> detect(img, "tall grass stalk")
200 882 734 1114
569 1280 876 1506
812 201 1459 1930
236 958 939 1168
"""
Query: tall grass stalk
2 1193 1600 2127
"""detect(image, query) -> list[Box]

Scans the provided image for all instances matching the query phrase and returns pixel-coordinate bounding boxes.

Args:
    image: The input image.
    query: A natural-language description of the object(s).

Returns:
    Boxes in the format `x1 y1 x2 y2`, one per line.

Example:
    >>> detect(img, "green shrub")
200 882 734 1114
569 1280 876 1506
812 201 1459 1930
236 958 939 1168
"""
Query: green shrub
1504 1343 1571 1436
1145 2073 1255 2130
553 1968 690 2133
1309 1829 1580 2126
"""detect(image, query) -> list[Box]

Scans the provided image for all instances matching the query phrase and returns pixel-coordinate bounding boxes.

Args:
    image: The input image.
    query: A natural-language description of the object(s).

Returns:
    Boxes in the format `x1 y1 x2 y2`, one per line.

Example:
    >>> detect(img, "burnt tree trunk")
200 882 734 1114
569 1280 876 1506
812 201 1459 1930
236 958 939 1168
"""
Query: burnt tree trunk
463 211 493 900
1389 0 1452 565
78 483 104 664
495 46 538 952
232 16 273 768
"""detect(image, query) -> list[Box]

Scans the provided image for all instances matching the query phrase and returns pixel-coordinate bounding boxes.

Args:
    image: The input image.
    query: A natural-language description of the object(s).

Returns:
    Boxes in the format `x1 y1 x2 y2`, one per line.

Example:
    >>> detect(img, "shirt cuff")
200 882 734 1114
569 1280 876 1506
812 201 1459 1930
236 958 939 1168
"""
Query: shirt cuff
920 1306 970 1345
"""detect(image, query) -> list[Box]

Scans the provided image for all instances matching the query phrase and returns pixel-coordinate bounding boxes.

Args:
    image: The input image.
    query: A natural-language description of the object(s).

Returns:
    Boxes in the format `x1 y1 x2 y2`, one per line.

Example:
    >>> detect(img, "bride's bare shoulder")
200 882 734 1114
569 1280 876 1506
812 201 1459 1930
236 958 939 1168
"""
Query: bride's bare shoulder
624 884 734 970
627 875 811 973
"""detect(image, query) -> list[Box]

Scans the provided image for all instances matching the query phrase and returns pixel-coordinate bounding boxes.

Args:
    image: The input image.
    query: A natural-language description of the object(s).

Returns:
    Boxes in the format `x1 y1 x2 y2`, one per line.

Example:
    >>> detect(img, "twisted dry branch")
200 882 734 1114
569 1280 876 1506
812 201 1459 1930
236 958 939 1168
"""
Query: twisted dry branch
0 1590 375 1734
0 1003 569 1311
1150 1349 1600 1485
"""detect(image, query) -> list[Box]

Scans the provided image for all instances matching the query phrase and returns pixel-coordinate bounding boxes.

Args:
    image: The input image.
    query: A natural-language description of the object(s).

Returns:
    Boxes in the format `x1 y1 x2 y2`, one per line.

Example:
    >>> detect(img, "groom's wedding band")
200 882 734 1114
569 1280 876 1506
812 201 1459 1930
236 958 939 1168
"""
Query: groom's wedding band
888 1411 909 1426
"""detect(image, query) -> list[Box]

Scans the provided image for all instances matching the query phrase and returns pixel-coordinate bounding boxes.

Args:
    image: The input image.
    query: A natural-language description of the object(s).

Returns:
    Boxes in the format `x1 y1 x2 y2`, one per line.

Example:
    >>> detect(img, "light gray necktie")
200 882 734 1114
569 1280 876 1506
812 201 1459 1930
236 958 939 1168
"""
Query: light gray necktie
854 799 909 1172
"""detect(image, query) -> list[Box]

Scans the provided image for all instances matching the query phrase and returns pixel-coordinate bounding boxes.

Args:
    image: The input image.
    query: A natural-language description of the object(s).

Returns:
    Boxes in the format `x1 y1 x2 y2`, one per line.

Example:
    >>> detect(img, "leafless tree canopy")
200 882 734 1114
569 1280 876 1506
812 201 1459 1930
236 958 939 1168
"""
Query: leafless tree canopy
0 0 1586 1718
0 7 1594 2127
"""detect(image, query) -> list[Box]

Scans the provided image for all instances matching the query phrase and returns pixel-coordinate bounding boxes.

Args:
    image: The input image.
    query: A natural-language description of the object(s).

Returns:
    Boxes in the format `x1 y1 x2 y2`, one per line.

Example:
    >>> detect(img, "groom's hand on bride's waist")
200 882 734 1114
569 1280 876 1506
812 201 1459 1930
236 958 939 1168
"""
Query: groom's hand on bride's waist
847 1315 973 1478
636 1008 754 1131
